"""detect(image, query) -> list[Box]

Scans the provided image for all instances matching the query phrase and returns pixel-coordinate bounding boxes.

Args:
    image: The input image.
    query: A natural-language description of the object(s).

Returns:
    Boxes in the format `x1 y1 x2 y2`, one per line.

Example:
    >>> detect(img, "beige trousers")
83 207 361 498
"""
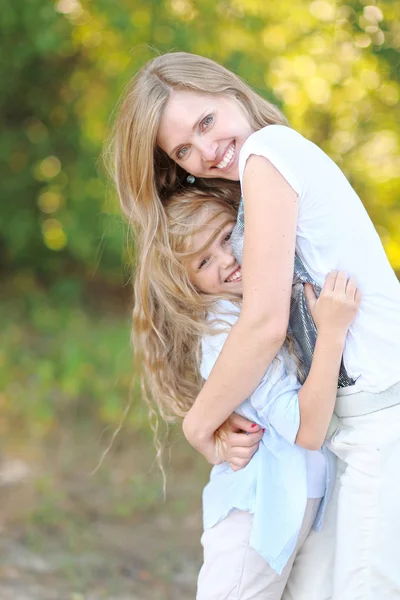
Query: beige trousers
197 481 340 600
327 385 400 600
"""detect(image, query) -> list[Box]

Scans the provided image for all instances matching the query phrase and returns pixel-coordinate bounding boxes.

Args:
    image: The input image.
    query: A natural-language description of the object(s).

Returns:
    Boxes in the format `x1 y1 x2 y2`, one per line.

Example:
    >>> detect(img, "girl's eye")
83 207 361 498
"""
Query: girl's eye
223 232 232 244
199 257 210 269
200 114 213 131
177 145 189 160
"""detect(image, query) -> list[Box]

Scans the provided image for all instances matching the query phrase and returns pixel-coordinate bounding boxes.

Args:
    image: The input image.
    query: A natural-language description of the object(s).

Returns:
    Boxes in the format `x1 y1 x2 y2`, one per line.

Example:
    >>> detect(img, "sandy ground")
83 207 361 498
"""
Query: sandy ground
0 427 209 599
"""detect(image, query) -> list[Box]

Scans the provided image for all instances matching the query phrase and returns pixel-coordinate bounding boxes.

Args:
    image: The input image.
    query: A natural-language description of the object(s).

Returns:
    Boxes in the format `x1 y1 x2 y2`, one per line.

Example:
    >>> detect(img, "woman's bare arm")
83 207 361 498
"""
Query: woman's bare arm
183 156 298 463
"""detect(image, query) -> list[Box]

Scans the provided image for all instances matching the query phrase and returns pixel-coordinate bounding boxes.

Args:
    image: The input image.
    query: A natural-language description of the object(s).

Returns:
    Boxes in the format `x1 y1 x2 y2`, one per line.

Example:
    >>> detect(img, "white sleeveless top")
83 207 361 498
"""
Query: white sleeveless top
239 125 400 394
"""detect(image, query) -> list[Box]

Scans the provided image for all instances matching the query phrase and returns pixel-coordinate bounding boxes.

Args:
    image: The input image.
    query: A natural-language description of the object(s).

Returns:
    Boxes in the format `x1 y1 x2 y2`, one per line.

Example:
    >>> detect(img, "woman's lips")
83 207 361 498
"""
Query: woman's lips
215 142 236 171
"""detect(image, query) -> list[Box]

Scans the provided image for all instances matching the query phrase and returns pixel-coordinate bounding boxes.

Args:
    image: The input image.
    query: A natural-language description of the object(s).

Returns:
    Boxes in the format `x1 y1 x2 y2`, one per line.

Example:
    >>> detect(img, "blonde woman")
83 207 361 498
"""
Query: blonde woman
141 187 359 599
111 52 400 599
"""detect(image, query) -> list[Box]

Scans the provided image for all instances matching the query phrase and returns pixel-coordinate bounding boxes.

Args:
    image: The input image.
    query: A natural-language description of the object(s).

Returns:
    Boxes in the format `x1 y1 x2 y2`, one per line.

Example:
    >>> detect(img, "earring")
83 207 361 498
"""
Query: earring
186 175 195 184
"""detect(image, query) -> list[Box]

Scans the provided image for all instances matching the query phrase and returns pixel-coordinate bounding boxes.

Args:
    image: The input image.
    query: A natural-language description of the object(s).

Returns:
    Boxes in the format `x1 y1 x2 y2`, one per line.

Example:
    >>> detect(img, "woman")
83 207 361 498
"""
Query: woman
110 52 400 600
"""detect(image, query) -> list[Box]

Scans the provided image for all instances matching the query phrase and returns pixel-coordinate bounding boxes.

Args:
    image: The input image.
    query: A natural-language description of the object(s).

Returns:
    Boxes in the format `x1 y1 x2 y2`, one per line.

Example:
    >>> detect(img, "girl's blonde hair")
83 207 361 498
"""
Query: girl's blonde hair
134 185 303 435
134 185 241 425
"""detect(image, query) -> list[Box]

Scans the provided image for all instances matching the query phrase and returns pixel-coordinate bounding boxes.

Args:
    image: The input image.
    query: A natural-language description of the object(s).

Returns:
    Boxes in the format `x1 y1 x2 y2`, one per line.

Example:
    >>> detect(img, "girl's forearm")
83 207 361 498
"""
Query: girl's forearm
183 315 286 456
296 331 346 450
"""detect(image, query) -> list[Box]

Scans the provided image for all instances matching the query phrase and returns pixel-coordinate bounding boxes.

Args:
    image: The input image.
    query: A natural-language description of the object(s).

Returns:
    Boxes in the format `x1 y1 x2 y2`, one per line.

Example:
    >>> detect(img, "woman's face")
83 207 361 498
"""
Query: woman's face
157 90 253 181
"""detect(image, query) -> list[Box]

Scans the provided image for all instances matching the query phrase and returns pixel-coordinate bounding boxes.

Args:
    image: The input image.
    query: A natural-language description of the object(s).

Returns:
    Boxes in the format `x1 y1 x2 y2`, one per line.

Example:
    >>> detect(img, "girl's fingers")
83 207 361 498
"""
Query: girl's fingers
334 270 348 294
355 288 362 307
304 283 317 311
323 270 338 292
345 275 357 298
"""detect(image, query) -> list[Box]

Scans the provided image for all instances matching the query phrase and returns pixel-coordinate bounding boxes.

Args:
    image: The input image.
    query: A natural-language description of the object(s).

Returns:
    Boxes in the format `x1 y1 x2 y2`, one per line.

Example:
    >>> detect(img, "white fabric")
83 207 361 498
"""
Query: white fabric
327 399 400 600
239 125 400 394
197 493 339 600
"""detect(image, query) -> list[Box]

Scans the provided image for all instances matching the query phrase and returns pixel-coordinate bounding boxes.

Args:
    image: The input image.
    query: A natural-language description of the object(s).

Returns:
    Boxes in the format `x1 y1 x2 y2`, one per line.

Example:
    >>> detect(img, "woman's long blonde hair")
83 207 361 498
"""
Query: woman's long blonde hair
108 54 287 366
107 53 290 470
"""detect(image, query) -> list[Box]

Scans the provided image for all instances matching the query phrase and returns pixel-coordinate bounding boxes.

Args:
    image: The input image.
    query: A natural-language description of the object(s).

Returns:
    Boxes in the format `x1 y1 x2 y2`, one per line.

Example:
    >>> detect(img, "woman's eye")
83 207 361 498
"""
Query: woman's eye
200 115 213 131
177 145 189 160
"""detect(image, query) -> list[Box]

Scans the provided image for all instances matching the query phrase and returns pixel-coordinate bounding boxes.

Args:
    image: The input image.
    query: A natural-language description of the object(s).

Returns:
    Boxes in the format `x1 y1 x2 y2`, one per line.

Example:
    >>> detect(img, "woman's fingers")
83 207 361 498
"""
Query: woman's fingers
218 429 264 470
225 429 264 447
225 443 260 471
229 457 255 472
225 412 261 433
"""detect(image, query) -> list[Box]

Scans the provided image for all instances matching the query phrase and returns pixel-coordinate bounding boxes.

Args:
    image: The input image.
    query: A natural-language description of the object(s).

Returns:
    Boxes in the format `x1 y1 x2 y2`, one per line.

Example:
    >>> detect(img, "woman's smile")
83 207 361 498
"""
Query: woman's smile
157 90 253 181
214 142 236 171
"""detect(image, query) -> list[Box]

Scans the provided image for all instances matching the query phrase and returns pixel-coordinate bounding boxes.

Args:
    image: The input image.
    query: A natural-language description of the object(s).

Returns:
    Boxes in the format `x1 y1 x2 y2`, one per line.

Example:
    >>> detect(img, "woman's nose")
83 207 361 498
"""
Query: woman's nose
198 139 217 162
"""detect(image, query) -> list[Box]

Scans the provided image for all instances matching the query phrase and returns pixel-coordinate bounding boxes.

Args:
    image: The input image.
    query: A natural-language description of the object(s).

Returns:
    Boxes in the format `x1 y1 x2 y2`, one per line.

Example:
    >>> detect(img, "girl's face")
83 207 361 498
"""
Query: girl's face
187 210 243 295
157 90 253 181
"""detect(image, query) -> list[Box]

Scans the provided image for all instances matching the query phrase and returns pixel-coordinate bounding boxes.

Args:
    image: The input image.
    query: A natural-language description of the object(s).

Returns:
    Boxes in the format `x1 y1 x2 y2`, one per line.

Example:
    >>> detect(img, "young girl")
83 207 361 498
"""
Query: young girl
111 52 400 599
140 187 360 599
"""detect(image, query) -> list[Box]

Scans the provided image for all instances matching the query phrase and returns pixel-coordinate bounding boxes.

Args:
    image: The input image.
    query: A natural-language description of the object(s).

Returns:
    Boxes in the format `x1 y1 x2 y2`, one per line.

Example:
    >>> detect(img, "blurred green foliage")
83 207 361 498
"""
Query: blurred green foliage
0 276 149 434
1 0 399 433
1 0 399 281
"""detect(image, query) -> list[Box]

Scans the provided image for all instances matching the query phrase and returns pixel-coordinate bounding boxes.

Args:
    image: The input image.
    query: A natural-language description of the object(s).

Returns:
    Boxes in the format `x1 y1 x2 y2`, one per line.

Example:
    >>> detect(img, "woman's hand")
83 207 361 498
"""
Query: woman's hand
183 412 263 470
216 414 264 471
304 271 361 339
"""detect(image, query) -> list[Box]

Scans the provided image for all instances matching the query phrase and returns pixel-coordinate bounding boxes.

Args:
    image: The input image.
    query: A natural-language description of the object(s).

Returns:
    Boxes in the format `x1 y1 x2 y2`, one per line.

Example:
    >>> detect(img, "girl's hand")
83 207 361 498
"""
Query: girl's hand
216 413 263 471
304 271 362 338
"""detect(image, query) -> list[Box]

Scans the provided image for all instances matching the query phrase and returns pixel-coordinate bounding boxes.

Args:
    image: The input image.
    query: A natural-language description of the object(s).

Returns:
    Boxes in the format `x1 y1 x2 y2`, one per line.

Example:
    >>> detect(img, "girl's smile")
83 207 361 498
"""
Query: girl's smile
157 90 253 181
187 211 243 295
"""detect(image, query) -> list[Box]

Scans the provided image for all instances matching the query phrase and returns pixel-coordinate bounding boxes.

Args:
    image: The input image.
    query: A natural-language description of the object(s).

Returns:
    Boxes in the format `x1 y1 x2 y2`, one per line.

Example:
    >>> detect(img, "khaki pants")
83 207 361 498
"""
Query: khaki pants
197 483 340 600
328 383 400 600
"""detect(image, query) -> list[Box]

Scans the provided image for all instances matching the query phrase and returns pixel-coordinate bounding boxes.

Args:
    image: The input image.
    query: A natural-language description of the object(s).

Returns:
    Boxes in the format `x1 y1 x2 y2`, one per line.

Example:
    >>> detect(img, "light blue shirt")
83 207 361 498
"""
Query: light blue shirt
200 301 336 575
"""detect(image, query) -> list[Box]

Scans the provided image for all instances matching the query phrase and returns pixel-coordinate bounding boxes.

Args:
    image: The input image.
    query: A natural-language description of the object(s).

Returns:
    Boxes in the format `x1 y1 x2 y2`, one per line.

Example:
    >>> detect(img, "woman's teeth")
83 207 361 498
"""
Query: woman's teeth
226 268 241 282
216 143 235 169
